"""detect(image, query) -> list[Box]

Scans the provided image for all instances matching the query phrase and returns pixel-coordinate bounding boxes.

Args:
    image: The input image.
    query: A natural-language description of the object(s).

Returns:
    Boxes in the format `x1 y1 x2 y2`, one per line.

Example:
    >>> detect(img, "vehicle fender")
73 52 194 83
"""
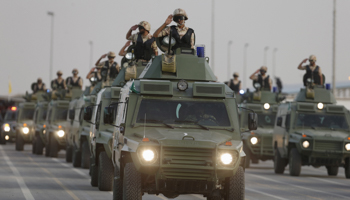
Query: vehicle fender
96 131 113 158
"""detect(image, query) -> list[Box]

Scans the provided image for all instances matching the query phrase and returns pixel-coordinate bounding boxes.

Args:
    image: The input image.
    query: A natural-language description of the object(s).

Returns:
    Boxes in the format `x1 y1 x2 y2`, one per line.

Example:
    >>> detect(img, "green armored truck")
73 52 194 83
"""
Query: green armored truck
32 101 48 155
240 84 284 168
0 106 18 144
273 84 350 178
109 41 258 199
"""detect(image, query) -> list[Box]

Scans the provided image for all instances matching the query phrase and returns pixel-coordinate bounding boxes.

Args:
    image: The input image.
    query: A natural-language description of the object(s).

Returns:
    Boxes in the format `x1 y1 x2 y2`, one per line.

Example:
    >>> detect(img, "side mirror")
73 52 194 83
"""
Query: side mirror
84 106 93 121
68 109 75 120
103 106 115 124
120 123 125 135
248 113 258 130
276 116 283 127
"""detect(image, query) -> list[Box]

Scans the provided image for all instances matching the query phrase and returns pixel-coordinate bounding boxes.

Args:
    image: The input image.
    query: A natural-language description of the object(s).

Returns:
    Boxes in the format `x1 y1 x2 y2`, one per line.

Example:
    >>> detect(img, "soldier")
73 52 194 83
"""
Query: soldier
95 51 120 86
227 72 242 93
249 66 272 91
125 21 158 61
118 41 132 57
32 78 46 93
153 8 195 50
51 71 66 90
86 66 102 83
298 55 323 86
66 68 83 89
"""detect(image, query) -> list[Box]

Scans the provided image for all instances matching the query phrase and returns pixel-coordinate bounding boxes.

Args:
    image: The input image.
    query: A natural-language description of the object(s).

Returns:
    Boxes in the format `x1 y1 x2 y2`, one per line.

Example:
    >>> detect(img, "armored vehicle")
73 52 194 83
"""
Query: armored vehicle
109 39 257 199
0 106 18 144
65 98 78 162
273 84 350 178
32 101 48 154
240 84 285 168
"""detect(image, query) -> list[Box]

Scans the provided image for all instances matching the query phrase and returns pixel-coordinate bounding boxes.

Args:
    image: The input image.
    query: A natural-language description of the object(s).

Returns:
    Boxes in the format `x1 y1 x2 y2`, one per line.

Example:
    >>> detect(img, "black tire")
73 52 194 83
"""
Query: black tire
15 133 24 151
72 145 81 168
45 137 50 157
98 151 114 191
32 137 37 154
113 166 123 200
243 144 250 168
326 166 339 176
35 135 44 155
274 149 287 174
289 148 301 176
50 135 58 157
0 132 6 144
66 145 73 162
345 158 350 179
81 141 90 169
251 158 259 164
224 166 245 200
122 163 142 200
90 163 98 187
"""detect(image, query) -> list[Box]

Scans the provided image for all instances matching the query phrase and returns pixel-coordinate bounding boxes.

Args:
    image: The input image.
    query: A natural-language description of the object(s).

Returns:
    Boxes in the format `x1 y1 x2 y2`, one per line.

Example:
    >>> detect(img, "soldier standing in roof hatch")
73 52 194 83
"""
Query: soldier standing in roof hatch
298 55 323 86
95 51 120 87
249 66 272 91
153 8 195 50
51 71 66 90
66 69 83 89
32 78 46 93
227 72 242 94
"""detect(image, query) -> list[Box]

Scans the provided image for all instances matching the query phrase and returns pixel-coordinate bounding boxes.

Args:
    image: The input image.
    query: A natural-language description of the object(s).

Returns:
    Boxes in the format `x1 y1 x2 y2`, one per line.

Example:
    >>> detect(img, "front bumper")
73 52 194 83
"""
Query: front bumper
245 134 274 157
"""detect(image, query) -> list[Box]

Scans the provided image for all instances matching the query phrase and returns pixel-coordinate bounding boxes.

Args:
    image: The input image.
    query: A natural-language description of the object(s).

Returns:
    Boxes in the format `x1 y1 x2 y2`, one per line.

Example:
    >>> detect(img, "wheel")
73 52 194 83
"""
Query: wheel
66 145 73 162
72 145 81 167
0 132 6 144
345 158 350 179
32 138 36 154
251 158 259 164
35 135 44 155
289 148 301 176
113 166 123 200
122 163 142 200
274 149 287 174
15 133 24 151
50 135 58 157
207 195 221 200
326 166 338 176
90 163 98 187
224 166 245 200
81 141 90 169
98 151 114 191
243 144 250 168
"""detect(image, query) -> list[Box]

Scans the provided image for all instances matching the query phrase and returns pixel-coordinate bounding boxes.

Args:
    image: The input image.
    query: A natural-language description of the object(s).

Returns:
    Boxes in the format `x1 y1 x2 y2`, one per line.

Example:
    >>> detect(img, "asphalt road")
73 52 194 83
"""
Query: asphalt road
0 143 349 200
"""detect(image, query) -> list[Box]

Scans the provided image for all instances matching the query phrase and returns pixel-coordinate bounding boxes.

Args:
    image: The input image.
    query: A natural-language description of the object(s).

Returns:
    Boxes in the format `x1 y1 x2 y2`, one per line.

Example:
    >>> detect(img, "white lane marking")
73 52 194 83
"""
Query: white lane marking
190 194 205 199
51 158 88 177
309 177 344 186
248 173 349 199
0 145 35 200
245 187 288 200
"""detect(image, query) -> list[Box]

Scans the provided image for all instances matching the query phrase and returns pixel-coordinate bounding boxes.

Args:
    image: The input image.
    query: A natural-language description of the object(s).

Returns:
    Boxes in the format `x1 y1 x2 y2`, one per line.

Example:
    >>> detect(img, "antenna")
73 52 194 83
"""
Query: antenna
143 113 146 139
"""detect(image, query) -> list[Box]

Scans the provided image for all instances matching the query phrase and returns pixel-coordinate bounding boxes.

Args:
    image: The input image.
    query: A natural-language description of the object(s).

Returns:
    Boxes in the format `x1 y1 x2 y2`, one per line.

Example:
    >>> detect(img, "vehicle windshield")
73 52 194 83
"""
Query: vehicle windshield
258 113 276 127
4 110 17 121
136 99 231 127
296 113 349 130
20 109 35 120
55 108 68 121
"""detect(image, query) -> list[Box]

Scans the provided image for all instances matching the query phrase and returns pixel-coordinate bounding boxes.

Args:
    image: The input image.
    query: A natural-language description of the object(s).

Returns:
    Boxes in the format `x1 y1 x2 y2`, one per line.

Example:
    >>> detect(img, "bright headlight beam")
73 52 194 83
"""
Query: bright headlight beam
4 124 10 132
264 103 270 110
220 153 233 165
5 135 9 140
317 102 324 109
250 137 258 145
142 150 155 162
302 141 310 148
57 130 65 138
345 143 350 151
22 127 29 134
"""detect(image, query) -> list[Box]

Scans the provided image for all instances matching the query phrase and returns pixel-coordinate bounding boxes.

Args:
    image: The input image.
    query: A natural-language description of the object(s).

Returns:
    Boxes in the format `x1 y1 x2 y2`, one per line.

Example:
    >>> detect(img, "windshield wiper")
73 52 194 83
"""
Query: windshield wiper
174 120 209 131
139 119 174 129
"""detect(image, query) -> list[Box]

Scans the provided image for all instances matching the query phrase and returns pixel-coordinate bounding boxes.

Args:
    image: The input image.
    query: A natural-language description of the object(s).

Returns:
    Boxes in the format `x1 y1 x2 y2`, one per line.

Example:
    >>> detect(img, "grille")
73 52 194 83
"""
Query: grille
314 141 342 151
196 86 222 94
298 105 314 110
143 84 169 92
327 106 343 113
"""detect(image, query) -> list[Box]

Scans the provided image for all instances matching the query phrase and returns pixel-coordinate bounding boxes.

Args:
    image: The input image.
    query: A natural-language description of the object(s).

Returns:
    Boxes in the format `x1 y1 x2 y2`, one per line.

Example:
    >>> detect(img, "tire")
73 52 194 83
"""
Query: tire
66 145 73 163
122 163 142 200
113 166 123 200
345 158 350 179
289 148 301 176
98 151 114 191
0 132 6 144
326 166 338 176
50 135 59 157
15 133 24 151
274 149 287 174
90 163 98 187
35 135 44 155
243 144 250 168
81 141 90 169
224 166 245 200
72 145 81 168
32 138 36 154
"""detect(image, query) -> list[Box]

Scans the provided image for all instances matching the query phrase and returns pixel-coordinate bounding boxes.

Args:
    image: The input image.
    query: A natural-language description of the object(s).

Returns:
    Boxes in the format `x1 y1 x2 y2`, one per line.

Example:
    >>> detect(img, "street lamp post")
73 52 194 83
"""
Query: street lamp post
89 41 93 70
243 43 249 89
47 11 54 83
264 46 269 66
211 0 215 73
272 48 278 81
332 0 336 96
227 41 233 81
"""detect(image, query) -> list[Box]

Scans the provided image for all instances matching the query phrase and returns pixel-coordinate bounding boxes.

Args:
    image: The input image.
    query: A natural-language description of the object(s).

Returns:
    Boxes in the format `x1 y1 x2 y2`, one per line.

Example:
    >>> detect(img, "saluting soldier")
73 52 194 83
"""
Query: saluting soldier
298 55 323 86
227 72 242 94
95 51 120 86
51 70 66 90
66 68 83 89
249 66 272 91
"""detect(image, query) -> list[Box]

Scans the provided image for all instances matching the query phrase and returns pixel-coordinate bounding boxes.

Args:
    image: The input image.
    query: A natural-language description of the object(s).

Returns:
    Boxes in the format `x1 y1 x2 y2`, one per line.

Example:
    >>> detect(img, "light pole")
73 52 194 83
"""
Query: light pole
227 41 233 81
243 43 249 89
332 0 336 96
272 48 278 81
211 0 215 73
264 46 269 66
47 11 54 83
89 41 93 70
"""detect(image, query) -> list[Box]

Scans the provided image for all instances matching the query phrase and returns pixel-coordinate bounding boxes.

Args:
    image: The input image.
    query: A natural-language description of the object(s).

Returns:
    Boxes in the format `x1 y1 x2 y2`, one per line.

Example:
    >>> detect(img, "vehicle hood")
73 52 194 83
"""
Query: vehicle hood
296 129 350 140
253 127 274 135
17 120 34 127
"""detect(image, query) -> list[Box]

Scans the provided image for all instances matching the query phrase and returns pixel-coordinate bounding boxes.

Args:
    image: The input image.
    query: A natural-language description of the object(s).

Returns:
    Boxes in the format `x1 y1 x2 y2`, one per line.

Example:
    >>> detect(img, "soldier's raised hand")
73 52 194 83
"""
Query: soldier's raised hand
125 41 131 46
101 54 108 58
302 58 308 63
165 15 173 25
130 25 138 31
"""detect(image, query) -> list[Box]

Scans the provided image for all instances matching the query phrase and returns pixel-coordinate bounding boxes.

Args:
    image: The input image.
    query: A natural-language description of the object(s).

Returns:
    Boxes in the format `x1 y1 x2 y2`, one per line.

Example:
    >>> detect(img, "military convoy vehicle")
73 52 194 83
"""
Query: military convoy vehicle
65 98 79 162
0 106 18 144
273 83 350 178
107 37 258 200
240 84 285 168
32 101 48 154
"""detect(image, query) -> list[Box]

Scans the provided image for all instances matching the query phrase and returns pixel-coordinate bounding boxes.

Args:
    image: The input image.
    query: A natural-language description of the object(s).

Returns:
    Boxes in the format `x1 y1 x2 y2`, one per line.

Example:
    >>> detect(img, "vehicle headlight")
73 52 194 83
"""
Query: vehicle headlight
22 127 29 134
43 130 46 134
5 135 9 140
250 137 258 145
220 153 233 165
264 103 270 110
142 149 155 162
345 143 350 151
317 102 324 109
57 130 65 138
3 124 10 132
302 140 310 148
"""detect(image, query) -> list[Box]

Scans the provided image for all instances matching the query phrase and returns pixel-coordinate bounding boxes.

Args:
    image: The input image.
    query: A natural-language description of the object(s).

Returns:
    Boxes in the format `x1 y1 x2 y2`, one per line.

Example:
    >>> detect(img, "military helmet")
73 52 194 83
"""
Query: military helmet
57 70 63 76
233 72 239 77
260 66 268 72
309 55 317 61
108 51 116 58
72 68 78 74
37 78 42 81
138 21 151 32
173 8 188 20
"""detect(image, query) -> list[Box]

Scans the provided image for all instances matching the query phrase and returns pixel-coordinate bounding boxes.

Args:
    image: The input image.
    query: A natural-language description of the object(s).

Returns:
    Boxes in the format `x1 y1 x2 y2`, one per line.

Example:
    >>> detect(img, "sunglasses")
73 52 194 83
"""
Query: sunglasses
309 60 315 62
138 26 145 30
260 70 266 73
233 75 239 78
173 15 185 22
108 56 115 59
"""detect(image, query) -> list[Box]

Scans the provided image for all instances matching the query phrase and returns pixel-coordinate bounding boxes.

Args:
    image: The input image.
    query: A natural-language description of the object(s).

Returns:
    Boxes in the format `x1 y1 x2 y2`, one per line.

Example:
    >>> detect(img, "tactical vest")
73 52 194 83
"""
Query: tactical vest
170 25 194 51
305 65 321 85
257 75 270 91
101 61 118 82
67 77 81 87
33 83 45 93
53 79 65 89
229 80 241 93
134 34 155 61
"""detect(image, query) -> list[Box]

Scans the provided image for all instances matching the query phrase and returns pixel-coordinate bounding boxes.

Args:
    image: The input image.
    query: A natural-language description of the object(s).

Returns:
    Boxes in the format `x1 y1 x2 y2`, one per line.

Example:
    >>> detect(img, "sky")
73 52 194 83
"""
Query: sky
1 0 350 96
